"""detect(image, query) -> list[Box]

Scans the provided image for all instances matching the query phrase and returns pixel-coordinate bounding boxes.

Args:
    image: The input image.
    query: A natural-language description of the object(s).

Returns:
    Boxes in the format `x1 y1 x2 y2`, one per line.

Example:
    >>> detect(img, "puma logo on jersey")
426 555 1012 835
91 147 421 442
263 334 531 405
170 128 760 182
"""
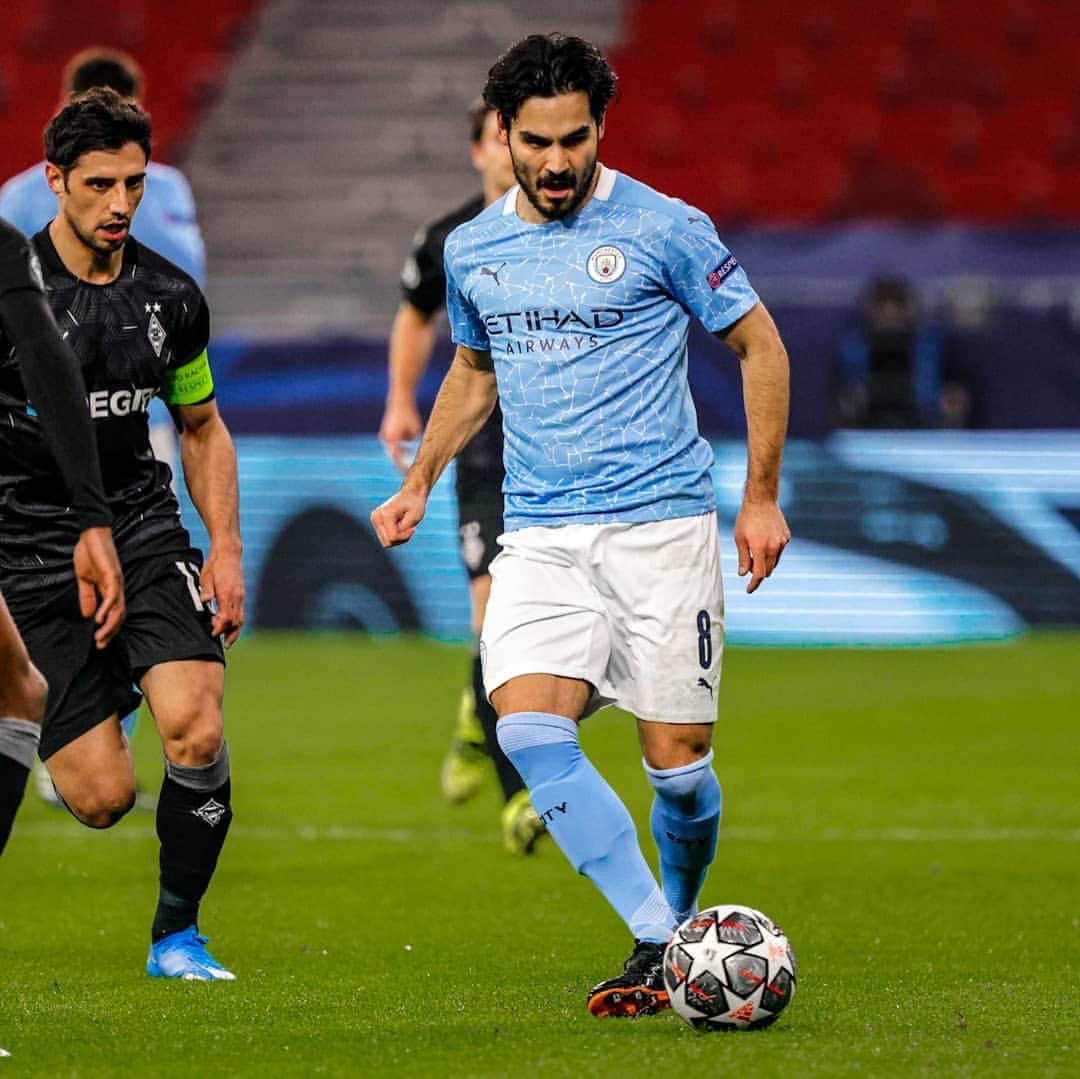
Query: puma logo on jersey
480 262 507 286
87 387 156 418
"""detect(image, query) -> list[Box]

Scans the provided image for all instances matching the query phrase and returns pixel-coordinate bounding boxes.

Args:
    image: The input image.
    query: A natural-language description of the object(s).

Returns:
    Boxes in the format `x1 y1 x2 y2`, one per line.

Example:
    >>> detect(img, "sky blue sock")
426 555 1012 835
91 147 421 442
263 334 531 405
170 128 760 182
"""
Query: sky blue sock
644 750 721 924
498 712 675 943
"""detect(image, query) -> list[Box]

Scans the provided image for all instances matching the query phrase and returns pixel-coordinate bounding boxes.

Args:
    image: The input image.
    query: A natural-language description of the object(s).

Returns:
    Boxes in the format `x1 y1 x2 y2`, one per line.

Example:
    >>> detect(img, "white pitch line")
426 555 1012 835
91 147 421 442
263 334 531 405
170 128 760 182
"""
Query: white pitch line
10 823 1080 843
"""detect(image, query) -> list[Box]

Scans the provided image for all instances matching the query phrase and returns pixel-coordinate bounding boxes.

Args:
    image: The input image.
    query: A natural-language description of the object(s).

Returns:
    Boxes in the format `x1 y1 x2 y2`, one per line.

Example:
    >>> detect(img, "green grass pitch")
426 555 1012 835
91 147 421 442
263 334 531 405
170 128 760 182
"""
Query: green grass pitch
2 632 1077 1077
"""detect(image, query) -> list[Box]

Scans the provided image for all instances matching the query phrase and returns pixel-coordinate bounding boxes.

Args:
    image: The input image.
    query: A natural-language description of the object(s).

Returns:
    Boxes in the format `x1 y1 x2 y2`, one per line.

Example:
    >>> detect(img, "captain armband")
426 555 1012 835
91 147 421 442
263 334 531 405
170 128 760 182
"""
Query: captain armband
160 349 215 405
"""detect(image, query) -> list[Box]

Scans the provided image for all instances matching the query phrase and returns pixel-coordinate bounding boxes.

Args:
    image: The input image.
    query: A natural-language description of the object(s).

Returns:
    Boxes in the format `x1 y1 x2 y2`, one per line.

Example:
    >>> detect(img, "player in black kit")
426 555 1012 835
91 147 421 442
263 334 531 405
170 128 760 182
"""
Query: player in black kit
0 216 124 859
0 89 243 979
379 101 544 855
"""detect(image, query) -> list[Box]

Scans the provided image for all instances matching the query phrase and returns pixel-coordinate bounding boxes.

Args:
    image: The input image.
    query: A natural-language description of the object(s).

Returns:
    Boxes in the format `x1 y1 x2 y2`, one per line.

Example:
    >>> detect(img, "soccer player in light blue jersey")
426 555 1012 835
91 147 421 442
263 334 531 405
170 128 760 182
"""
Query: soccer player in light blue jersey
0 48 205 810
372 33 791 1018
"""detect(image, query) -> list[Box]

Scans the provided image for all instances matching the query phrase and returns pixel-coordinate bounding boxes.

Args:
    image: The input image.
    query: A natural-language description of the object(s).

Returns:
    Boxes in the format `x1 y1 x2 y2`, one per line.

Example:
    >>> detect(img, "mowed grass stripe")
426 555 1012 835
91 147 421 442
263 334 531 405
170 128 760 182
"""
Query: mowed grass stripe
1 631 1077 1079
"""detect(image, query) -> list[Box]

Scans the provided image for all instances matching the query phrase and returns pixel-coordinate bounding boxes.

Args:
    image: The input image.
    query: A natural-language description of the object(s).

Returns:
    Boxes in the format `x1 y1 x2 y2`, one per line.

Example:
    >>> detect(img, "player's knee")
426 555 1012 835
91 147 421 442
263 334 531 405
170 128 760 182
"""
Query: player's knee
642 728 712 772
68 782 137 829
164 718 223 768
644 749 719 812
0 659 48 725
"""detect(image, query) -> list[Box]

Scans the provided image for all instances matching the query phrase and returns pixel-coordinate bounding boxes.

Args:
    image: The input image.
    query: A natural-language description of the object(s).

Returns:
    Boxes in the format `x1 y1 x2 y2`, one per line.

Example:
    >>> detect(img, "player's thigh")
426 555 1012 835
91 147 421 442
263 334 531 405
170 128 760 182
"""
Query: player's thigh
490 672 593 720
141 659 224 762
0 591 47 719
603 513 724 724
5 583 140 762
468 574 492 636
481 529 610 706
122 551 226 761
46 714 135 817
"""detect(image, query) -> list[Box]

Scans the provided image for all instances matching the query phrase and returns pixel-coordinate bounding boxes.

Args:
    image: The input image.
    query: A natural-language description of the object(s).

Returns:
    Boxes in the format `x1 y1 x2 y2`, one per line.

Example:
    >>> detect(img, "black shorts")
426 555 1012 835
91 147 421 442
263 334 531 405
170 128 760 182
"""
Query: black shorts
8 548 224 760
455 407 504 580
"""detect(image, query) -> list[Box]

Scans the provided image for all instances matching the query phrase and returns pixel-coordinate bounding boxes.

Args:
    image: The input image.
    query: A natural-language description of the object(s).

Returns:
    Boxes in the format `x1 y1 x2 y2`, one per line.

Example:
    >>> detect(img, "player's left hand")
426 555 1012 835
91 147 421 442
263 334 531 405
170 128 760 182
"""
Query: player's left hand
734 499 791 594
73 525 126 649
200 545 245 648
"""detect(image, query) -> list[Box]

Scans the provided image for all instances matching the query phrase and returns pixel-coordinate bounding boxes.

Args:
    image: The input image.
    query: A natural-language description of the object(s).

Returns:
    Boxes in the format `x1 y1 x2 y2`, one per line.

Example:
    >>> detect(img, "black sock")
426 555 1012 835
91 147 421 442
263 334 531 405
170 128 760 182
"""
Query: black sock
472 653 525 802
0 718 40 857
0 754 31 857
152 744 233 942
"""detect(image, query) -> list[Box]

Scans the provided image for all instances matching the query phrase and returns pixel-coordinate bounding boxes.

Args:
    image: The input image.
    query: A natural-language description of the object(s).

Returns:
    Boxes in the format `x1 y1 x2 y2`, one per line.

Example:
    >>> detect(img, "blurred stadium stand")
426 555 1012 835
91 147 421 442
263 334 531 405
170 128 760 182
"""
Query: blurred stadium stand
603 0 1080 224
0 0 259 167
2 1 1078 642
182 0 623 337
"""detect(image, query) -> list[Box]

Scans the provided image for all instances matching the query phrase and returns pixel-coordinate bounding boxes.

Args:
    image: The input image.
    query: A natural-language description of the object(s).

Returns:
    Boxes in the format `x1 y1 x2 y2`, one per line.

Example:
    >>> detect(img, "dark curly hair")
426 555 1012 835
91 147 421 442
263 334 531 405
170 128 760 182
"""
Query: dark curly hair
483 33 617 129
44 86 151 171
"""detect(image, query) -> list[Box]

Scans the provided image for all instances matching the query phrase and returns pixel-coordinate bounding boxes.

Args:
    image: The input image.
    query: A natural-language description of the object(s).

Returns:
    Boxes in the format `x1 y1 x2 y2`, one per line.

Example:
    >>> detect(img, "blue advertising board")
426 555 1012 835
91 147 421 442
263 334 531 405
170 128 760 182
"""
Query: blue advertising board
179 431 1080 647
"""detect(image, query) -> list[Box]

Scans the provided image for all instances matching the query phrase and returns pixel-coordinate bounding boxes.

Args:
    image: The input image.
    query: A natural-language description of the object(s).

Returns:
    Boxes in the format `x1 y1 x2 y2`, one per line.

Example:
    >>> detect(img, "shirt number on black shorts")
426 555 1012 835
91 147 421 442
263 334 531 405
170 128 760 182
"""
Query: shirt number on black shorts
696 609 712 669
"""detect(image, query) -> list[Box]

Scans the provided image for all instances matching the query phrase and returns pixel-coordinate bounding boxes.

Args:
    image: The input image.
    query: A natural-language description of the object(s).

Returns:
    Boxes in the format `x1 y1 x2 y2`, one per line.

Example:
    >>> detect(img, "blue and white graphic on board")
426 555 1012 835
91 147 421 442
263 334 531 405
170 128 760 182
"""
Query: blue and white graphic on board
445 165 759 531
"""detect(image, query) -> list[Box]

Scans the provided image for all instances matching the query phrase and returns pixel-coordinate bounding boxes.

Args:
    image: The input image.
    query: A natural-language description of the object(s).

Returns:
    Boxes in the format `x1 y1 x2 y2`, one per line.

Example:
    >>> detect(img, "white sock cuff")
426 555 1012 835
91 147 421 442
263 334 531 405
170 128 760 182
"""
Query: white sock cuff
0 717 40 770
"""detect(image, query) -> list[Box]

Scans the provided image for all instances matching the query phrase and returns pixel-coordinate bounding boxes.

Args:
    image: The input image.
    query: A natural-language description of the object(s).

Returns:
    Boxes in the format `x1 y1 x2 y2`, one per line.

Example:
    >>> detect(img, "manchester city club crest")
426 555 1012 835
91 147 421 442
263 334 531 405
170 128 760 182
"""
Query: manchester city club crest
586 244 626 284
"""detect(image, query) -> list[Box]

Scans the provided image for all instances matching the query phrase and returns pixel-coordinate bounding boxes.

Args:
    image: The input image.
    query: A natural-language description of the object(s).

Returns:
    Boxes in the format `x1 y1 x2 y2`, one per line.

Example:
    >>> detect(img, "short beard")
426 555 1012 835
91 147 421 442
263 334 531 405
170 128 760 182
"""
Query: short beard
514 155 598 222
64 208 123 256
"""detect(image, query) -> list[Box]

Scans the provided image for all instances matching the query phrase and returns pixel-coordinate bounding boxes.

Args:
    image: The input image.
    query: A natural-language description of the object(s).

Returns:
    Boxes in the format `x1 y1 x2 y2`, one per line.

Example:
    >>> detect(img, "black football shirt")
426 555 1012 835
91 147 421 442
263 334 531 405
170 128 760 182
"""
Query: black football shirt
401 194 503 485
0 230 213 593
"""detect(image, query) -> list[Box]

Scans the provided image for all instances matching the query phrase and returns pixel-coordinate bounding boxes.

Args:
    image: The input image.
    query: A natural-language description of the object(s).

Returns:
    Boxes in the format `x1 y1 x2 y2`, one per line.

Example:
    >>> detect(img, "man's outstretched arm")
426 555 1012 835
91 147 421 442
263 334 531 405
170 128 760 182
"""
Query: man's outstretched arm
371 344 497 548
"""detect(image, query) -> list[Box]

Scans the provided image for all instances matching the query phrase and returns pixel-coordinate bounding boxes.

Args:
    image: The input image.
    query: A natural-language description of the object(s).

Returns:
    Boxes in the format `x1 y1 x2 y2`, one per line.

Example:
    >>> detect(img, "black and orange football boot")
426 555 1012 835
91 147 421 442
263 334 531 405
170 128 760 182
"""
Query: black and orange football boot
587 939 671 1017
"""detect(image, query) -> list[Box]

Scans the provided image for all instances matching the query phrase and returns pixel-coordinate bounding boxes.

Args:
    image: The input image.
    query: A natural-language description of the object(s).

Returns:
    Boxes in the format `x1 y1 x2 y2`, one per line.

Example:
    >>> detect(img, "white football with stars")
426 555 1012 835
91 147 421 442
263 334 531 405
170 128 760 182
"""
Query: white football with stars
664 904 797 1031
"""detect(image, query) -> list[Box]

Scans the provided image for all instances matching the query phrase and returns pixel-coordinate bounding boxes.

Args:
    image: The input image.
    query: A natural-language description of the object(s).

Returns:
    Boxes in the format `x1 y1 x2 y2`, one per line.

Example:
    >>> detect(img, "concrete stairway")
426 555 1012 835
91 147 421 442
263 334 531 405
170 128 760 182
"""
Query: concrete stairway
184 0 625 337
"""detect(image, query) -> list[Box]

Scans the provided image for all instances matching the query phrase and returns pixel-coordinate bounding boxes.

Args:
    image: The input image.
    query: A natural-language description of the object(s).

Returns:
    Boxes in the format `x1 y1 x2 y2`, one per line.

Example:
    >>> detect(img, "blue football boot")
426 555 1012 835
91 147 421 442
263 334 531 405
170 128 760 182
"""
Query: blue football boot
147 926 235 981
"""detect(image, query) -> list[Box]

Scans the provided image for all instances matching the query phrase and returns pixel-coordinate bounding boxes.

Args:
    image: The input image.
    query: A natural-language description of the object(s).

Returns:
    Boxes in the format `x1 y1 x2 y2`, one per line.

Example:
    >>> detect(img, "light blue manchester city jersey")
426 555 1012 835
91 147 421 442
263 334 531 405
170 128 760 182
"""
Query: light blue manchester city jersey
445 165 759 531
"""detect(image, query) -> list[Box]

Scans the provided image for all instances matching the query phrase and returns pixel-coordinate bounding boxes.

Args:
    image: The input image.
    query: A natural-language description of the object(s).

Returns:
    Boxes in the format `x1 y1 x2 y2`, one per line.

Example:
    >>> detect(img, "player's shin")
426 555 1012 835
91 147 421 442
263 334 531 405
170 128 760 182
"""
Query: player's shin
152 741 233 940
0 719 40 855
497 712 675 942
473 654 524 801
644 750 721 924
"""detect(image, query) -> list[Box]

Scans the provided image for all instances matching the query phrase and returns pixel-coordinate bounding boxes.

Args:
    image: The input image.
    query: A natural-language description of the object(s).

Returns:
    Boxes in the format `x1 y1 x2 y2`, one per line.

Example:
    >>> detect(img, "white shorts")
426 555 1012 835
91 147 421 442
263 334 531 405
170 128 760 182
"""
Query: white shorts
481 512 724 724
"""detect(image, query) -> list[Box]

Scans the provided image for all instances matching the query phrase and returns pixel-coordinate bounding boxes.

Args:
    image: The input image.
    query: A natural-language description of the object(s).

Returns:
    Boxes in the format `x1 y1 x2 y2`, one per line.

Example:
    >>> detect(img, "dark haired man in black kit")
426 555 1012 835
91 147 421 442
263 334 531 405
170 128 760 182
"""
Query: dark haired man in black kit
0 215 124 858
379 100 545 855
0 88 244 979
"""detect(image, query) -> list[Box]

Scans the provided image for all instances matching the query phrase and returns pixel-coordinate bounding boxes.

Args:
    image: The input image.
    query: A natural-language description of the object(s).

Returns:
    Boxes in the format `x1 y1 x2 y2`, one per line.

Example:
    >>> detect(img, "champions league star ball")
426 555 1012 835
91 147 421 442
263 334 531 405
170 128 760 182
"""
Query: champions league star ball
664 904 797 1031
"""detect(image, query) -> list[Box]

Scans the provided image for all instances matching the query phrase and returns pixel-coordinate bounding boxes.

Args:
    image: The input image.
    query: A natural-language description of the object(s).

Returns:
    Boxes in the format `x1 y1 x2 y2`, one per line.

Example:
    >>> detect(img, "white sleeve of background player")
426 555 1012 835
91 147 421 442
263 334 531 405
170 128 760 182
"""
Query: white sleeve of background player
444 246 490 351
661 207 759 334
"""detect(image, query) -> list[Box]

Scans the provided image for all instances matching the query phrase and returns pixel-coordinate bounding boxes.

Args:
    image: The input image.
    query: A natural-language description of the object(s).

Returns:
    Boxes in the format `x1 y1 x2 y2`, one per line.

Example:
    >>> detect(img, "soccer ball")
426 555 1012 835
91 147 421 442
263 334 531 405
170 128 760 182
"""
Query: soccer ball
664 904 797 1031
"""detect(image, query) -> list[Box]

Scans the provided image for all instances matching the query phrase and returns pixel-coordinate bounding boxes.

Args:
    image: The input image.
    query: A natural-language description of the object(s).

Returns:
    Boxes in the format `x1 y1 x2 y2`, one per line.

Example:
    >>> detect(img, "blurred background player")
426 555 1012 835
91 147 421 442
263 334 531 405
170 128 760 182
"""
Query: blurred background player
832 274 974 430
3 89 243 979
0 47 205 283
0 214 125 858
372 33 791 1016
378 99 545 855
0 47 206 807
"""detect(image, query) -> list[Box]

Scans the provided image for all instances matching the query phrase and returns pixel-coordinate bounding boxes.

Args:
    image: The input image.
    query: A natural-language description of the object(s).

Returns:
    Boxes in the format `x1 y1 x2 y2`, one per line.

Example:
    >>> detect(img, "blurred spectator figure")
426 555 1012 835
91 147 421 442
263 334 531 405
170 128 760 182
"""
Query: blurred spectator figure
0 47 205 282
834 275 972 429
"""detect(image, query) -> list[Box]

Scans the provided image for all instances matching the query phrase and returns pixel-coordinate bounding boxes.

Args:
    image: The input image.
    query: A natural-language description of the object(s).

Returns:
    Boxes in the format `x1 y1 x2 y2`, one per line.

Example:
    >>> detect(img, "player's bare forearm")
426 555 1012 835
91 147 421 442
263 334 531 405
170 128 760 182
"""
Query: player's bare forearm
371 345 496 548
386 303 437 404
404 345 497 496
717 303 792 592
381 303 438 469
178 406 241 553
177 400 245 643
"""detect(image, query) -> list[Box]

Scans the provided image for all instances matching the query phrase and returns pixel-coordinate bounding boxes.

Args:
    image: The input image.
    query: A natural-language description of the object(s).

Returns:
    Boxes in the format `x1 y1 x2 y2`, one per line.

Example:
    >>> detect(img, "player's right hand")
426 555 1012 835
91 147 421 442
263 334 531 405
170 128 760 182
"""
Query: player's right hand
378 398 423 474
72 526 125 649
370 488 427 548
